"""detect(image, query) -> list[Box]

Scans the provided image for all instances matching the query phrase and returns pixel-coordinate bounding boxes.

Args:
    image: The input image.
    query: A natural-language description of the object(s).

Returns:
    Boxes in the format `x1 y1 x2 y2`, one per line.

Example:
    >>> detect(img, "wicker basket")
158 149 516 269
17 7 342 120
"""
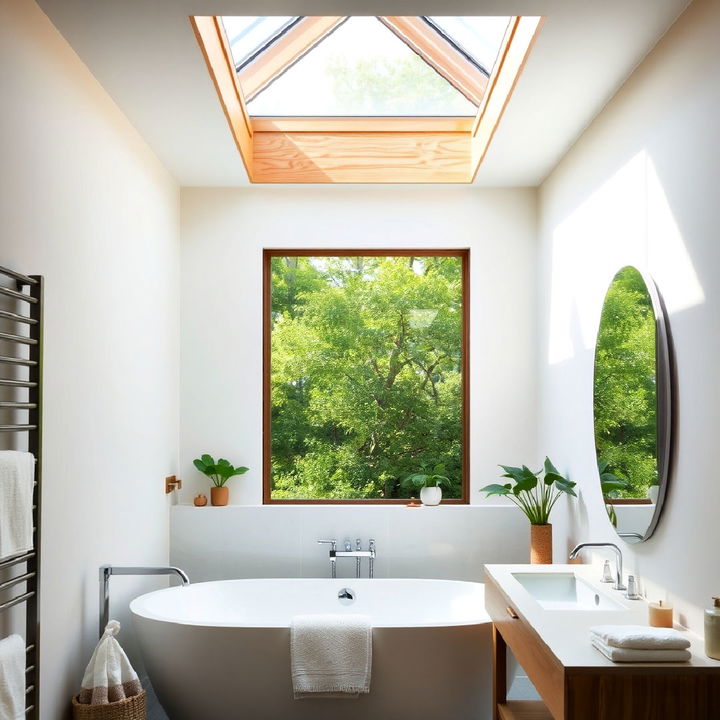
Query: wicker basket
71 691 146 720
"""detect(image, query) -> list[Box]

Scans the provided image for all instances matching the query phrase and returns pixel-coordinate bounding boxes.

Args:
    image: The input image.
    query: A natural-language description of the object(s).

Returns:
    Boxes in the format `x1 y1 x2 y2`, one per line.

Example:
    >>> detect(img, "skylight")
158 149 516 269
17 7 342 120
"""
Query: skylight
222 16 298 68
426 17 511 74
192 14 542 183
246 17 478 116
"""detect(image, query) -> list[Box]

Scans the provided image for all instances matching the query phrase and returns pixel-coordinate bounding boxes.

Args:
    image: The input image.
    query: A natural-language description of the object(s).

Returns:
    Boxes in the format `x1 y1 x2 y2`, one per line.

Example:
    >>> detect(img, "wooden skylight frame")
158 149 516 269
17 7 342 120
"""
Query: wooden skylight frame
191 15 543 184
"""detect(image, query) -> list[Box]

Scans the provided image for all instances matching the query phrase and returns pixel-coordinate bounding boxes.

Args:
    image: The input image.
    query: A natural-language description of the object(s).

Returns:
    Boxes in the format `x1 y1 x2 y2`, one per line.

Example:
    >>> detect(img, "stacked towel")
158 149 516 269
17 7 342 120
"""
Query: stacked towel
0 634 26 720
291 614 372 699
0 452 35 560
590 625 691 663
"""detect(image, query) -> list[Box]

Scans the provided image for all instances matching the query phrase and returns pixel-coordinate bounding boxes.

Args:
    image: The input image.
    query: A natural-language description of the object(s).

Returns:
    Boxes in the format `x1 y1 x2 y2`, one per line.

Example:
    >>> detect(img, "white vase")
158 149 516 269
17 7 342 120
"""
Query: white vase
420 486 442 506
648 485 659 504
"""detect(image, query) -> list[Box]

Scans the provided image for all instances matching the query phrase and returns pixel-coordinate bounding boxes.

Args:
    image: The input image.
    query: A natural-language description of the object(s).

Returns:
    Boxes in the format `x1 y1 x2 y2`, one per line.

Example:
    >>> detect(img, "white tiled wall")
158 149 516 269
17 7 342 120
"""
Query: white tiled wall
170 505 531 583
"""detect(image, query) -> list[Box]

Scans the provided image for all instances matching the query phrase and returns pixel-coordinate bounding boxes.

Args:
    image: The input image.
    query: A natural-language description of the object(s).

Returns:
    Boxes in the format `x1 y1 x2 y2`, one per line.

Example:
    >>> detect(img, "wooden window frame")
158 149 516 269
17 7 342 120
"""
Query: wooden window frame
378 16 488 106
191 15 543 183
263 249 470 505
238 16 346 101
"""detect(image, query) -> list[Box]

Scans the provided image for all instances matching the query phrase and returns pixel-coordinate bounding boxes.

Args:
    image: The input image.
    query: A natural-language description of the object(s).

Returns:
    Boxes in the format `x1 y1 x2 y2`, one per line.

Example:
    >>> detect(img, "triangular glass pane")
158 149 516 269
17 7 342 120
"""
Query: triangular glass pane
426 17 511 75
246 17 477 116
222 17 299 68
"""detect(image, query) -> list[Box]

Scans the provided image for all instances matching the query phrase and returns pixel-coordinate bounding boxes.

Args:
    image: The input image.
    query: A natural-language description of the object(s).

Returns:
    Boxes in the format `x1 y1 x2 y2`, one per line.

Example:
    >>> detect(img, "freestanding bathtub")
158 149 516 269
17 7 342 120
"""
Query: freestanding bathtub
130 578 493 720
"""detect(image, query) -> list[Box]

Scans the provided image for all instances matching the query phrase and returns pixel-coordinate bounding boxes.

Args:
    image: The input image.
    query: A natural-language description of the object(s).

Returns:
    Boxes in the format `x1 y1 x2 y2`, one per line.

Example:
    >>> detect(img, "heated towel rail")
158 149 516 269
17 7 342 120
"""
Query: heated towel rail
0 265 42 719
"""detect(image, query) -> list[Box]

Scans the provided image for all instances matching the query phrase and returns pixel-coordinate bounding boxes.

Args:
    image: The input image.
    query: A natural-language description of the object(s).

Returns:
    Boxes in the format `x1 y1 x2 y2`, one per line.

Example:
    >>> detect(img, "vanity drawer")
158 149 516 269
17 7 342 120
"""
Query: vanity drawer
485 574 565 720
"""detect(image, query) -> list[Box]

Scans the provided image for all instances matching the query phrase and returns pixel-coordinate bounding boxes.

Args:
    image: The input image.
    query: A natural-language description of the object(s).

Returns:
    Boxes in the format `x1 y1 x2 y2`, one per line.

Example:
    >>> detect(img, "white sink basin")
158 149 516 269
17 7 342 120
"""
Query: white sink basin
512 572 625 611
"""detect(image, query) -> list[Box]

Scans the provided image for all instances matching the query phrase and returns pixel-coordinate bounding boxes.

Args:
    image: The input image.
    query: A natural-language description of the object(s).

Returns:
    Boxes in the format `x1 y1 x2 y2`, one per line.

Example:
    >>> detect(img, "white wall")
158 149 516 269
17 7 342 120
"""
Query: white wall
176 186 538 577
537 0 720 633
0 1 180 717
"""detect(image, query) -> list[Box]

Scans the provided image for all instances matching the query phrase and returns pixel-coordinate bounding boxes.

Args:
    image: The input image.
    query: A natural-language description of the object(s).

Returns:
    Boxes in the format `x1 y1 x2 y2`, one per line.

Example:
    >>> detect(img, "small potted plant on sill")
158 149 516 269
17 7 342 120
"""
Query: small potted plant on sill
193 454 249 506
402 464 452 506
480 458 576 564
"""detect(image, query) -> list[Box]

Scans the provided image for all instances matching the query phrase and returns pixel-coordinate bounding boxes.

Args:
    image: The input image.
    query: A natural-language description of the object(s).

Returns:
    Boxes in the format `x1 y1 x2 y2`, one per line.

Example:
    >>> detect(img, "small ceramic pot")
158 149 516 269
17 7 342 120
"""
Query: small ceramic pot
211 486 229 506
420 486 442 506
193 494 208 507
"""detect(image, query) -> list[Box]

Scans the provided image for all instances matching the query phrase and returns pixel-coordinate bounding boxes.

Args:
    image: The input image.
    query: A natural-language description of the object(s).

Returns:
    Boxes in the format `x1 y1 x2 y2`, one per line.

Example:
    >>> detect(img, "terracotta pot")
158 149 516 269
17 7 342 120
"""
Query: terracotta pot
210 486 229 506
530 523 553 564
193 494 208 507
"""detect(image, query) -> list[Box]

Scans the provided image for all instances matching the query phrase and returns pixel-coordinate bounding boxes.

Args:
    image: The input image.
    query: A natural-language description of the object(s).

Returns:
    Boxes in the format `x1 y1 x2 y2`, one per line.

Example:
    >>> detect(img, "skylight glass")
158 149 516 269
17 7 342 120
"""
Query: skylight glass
246 17 477 116
426 17 511 74
222 16 298 68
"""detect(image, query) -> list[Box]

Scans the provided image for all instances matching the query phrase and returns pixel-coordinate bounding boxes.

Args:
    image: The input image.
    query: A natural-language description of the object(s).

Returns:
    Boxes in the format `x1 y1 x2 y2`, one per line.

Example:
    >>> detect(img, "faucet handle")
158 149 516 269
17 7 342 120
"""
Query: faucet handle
318 539 337 551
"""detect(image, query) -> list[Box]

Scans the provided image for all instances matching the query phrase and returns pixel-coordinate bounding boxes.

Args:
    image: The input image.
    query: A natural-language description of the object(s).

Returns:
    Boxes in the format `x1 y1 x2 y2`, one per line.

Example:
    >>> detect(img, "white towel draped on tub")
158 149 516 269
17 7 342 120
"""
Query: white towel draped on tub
291 614 372 699
0 634 26 720
0 452 35 561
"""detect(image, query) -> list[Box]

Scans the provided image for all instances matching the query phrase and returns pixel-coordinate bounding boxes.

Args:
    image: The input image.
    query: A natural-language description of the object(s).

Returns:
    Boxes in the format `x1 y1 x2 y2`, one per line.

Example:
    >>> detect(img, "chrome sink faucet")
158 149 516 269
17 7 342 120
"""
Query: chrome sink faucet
569 542 626 592
318 538 376 578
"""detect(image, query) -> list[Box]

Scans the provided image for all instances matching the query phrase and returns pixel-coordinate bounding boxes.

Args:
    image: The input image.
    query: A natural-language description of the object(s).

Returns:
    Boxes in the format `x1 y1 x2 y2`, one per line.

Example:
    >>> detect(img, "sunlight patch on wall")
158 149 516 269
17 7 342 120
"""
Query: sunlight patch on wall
547 150 703 366
645 155 705 314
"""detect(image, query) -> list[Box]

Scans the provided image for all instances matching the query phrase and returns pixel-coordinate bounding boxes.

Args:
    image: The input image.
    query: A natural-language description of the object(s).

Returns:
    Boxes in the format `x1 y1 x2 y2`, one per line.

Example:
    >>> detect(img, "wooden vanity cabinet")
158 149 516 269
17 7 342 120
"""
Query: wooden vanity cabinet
485 574 720 720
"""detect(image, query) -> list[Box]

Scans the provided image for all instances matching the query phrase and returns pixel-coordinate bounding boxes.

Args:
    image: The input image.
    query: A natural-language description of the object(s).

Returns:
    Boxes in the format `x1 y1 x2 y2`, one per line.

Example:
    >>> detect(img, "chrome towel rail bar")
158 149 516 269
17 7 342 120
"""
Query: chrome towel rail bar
0 266 38 285
0 285 37 303
0 267 43 720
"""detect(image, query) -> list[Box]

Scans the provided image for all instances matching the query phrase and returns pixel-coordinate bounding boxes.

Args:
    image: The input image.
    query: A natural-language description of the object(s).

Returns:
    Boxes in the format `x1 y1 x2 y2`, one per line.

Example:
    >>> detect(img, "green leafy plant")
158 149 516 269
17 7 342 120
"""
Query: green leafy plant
480 458 576 525
598 459 630 528
401 463 452 492
193 454 249 488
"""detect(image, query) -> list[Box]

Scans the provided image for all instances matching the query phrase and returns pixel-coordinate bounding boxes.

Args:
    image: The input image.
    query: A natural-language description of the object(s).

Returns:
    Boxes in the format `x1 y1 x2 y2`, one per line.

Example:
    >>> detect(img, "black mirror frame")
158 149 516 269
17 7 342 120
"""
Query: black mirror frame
593 266 674 543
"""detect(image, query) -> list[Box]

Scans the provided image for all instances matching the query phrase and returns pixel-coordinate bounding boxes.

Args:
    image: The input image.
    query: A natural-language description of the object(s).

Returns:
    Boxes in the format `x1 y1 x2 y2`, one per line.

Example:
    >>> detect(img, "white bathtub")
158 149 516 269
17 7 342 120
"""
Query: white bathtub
130 578 493 720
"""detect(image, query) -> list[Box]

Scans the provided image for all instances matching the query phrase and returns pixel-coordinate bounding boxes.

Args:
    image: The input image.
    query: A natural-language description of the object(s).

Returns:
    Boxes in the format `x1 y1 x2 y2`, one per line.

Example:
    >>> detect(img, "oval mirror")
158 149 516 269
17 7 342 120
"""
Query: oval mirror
593 266 672 543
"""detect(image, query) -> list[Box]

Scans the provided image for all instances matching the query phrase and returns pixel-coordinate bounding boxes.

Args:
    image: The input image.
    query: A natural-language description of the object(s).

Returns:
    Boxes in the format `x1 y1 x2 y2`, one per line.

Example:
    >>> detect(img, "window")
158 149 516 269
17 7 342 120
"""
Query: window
192 15 543 183
246 17 478 117
264 250 468 503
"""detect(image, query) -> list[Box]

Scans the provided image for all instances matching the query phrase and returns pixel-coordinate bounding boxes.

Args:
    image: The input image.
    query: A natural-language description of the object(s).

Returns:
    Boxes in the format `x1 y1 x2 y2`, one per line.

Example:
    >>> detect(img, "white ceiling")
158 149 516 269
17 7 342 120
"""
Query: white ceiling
36 0 690 187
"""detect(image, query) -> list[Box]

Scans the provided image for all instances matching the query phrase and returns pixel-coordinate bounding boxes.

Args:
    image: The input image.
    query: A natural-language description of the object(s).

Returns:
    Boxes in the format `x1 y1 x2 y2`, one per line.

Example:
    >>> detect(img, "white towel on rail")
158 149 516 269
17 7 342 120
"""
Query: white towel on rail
0 634 26 720
0 451 35 560
291 614 372 699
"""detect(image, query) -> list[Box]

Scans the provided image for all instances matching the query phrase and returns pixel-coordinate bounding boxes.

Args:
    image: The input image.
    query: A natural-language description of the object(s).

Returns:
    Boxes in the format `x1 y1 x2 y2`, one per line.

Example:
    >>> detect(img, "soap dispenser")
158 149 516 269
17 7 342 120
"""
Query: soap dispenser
705 597 720 660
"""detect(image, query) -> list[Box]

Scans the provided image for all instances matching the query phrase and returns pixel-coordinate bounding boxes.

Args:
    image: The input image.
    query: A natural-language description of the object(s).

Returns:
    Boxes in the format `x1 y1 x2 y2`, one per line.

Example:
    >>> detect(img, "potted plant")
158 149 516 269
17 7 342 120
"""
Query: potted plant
193 454 249 506
480 458 576 564
402 464 452 506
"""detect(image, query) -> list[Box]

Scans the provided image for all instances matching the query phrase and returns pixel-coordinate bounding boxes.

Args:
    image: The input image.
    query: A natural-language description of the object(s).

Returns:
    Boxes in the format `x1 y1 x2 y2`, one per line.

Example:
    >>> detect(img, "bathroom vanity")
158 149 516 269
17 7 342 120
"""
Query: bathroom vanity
485 565 720 720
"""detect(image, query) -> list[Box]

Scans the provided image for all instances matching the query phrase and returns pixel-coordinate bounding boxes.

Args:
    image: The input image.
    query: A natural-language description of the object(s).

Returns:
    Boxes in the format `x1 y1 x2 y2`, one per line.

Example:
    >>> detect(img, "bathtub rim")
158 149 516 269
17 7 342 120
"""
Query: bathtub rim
129 577 491 629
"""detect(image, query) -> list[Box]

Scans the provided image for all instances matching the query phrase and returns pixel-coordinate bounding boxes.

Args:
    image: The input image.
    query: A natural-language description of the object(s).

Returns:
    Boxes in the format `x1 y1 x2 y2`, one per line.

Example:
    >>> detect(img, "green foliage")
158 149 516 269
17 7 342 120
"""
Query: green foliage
480 458 576 525
325 53 473 115
594 267 658 499
401 464 452 492
270 256 463 500
598 459 631 528
193 454 249 488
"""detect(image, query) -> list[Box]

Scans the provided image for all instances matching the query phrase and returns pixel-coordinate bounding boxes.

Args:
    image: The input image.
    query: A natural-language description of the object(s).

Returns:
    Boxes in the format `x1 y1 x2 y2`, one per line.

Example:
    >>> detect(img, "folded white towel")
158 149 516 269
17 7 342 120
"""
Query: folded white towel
291 614 372 699
0 634 26 720
0 452 35 561
591 637 691 663
590 624 690 650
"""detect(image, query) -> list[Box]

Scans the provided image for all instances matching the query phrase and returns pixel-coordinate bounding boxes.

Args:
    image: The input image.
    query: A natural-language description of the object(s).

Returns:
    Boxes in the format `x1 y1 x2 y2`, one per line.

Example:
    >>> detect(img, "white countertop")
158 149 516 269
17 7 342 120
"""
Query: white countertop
485 564 720 670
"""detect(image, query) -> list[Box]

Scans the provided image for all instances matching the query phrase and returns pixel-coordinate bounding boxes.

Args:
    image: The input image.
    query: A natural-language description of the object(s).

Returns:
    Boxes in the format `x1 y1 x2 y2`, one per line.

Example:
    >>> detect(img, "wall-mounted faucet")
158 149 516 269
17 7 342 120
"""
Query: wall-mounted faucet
318 538 376 578
569 542 626 592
